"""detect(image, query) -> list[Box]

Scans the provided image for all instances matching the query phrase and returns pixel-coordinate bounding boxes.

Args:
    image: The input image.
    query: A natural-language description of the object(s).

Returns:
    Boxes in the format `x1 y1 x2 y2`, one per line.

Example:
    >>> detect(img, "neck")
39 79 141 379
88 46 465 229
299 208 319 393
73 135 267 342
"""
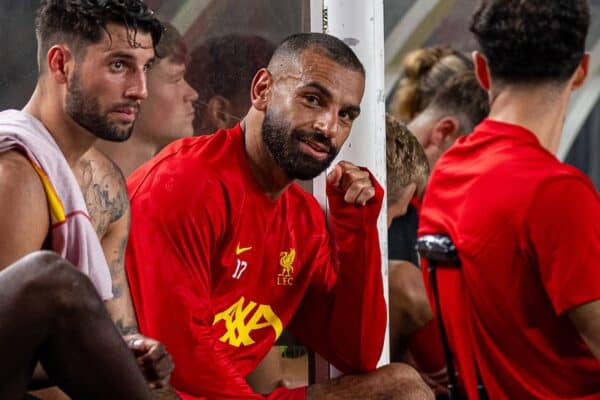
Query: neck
242 112 292 200
95 132 158 178
23 84 97 168
488 83 571 154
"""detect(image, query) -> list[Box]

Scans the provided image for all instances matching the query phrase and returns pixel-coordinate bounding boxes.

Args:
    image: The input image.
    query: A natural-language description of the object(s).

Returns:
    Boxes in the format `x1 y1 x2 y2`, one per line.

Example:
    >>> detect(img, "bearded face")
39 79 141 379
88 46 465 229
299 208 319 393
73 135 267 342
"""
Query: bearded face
261 107 338 180
66 68 138 142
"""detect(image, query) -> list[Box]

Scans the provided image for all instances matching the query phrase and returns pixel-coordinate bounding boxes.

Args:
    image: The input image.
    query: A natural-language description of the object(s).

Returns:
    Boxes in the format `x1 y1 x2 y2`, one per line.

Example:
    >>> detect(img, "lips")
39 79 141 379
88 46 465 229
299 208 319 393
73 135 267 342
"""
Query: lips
110 104 140 123
296 136 333 161
299 137 331 154
112 106 138 116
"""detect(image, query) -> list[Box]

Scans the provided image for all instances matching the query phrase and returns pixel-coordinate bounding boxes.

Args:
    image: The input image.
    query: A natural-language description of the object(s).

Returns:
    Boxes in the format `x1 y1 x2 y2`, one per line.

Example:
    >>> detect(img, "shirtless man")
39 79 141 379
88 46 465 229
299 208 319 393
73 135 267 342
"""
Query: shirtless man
0 0 171 398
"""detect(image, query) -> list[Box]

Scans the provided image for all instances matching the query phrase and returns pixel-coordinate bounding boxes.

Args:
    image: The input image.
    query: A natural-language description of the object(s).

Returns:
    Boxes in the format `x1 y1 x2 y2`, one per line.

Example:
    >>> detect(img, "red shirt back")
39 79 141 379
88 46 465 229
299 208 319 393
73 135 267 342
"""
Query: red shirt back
419 119 600 399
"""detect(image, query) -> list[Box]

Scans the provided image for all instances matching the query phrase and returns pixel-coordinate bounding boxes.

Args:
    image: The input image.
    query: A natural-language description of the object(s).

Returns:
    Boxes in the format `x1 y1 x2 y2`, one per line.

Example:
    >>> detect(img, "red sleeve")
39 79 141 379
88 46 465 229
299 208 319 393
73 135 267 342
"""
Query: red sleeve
129 176 307 400
288 169 387 373
525 175 600 315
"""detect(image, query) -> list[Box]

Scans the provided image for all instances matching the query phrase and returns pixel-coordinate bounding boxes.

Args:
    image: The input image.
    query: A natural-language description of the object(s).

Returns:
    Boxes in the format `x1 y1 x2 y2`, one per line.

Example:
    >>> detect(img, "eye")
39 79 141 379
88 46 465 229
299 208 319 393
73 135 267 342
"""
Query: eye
143 61 154 73
110 60 125 72
304 94 320 106
339 109 357 124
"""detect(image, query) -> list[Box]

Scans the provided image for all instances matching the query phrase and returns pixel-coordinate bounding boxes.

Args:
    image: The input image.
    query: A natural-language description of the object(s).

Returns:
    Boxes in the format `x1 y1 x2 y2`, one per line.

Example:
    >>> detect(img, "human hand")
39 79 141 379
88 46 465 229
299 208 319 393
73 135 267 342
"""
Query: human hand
327 161 376 206
124 333 174 389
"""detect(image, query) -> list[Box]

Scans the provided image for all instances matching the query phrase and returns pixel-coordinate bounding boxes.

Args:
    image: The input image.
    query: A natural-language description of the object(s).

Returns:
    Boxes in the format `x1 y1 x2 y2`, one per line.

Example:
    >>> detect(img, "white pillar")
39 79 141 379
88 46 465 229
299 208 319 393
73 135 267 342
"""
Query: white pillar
312 0 390 368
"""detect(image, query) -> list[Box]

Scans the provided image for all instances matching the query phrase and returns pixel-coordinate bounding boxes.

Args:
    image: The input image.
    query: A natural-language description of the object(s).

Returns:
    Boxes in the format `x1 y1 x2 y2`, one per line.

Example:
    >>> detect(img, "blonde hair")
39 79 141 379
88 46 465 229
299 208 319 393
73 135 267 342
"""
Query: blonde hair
386 114 429 205
390 47 472 122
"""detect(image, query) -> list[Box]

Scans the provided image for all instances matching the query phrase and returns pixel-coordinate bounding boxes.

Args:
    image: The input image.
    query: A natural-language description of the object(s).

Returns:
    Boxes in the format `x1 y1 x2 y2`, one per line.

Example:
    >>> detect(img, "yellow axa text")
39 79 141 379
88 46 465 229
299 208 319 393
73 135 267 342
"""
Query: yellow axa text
213 296 283 347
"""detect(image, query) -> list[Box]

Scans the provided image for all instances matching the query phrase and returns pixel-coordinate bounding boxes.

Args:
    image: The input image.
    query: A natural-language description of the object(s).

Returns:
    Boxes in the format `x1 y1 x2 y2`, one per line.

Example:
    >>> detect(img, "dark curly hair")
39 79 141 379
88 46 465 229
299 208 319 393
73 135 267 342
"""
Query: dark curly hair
470 0 589 84
36 0 163 70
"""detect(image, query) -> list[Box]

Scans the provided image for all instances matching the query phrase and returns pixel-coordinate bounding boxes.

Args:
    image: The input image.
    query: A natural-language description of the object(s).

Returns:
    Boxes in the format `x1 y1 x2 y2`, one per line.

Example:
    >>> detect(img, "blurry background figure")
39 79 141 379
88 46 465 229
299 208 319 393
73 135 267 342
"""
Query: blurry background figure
389 46 472 123
387 46 475 265
408 71 489 168
186 33 275 135
96 22 198 177
386 51 489 397
385 114 429 227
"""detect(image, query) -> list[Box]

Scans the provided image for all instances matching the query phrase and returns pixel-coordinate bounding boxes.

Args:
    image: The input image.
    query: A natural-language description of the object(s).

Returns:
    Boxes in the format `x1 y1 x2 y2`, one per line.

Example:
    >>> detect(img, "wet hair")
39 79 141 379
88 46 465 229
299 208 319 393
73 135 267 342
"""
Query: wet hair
35 0 163 71
390 47 472 122
386 114 429 204
428 71 489 134
154 21 187 65
187 34 275 131
470 0 589 84
269 32 365 76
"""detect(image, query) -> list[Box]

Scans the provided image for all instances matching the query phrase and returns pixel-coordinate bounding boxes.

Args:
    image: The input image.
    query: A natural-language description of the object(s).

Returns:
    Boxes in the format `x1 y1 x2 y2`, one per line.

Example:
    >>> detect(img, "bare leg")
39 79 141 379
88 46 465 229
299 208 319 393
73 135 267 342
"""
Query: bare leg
388 260 433 361
0 251 152 400
306 363 434 400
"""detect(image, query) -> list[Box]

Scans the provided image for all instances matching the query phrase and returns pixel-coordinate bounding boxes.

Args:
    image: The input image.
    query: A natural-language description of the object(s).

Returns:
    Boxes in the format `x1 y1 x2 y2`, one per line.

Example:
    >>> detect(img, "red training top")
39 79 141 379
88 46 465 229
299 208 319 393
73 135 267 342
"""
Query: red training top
419 119 600 400
126 124 387 399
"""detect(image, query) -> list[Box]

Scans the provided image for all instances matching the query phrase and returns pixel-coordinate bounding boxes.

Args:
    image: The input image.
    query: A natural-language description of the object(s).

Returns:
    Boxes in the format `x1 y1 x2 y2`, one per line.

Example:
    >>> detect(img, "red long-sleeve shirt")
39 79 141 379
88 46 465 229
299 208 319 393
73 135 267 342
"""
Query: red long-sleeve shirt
126 124 387 399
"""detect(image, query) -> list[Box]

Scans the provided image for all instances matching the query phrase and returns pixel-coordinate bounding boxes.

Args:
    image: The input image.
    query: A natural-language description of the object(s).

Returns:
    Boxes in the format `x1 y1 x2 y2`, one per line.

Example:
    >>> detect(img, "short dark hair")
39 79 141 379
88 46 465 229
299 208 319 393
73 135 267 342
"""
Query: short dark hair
428 71 489 134
270 33 365 76
186 34 275 131
36 0 163 70
155 21 187 65
470 0 590 84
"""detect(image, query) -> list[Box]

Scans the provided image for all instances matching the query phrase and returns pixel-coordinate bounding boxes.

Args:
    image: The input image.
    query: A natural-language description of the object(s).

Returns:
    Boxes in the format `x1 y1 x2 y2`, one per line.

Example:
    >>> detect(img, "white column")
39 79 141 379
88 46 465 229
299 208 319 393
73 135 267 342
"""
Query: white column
312 0 390 368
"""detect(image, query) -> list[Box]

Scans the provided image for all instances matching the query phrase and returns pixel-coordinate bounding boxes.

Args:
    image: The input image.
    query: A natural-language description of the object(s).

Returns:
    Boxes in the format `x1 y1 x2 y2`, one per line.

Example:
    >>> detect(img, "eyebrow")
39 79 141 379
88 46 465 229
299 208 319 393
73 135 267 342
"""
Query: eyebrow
106 51 155 65
304 81 361 116
342 104 361 117
304 82 332 100
304 82 360 115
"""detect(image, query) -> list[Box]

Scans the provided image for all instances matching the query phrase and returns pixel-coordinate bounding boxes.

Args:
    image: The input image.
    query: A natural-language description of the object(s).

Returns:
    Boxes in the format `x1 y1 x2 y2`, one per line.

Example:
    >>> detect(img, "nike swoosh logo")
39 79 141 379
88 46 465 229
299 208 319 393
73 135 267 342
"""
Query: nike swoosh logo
236 243 252 255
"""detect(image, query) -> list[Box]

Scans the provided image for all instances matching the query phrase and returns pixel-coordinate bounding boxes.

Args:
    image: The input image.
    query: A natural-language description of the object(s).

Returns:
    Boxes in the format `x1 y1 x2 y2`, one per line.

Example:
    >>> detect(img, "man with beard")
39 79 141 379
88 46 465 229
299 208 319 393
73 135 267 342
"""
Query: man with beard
0 1 174 398
126 33 432 399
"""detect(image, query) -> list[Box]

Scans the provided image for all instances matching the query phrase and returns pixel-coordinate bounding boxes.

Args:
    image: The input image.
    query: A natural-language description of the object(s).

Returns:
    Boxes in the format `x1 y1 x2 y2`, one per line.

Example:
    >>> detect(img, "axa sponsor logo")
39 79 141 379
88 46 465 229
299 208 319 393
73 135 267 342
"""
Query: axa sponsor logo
213 296 283 347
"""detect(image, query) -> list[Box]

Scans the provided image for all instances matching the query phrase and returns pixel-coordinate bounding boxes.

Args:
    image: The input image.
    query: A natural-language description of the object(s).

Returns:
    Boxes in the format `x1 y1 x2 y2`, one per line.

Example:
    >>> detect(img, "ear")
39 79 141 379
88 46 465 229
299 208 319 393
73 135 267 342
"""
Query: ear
430 116 460 147
205 95 233 129
388 182 417 220
570 53 590 91
250 68 272 112
47 45 73 84
473 51 491 91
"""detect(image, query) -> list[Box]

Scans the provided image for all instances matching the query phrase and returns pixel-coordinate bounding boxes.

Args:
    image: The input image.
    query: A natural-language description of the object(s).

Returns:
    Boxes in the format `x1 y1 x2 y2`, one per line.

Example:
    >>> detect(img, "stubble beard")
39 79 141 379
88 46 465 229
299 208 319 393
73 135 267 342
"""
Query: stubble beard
65 70 135 142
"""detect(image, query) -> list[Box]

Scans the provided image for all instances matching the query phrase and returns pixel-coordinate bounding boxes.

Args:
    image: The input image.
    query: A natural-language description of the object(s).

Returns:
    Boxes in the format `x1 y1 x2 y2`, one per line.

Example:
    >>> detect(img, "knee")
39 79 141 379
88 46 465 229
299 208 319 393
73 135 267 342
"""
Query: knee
21 251 103 314
381 363 434 399
389 261 433 328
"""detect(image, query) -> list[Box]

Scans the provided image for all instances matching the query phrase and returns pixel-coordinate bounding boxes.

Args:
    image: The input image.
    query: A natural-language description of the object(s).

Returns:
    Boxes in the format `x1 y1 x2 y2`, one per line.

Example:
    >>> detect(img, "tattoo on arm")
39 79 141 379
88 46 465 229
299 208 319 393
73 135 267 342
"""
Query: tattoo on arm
77 151 139 335
75 156 128 237
104 211 139 335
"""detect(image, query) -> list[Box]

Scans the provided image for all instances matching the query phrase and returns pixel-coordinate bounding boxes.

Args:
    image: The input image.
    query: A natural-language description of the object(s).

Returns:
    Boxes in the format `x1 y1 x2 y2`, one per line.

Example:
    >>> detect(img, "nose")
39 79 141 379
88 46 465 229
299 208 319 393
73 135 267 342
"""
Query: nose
184 79 199 103
314 109 340 139
124 68 148 101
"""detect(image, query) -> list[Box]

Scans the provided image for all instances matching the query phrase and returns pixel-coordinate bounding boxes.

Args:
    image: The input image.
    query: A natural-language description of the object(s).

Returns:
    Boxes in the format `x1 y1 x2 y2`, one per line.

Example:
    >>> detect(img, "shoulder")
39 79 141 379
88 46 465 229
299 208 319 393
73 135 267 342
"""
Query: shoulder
81 147 127 189
128 129 241 201
533 165 598 203
0 150 49 249
0 150 47 202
